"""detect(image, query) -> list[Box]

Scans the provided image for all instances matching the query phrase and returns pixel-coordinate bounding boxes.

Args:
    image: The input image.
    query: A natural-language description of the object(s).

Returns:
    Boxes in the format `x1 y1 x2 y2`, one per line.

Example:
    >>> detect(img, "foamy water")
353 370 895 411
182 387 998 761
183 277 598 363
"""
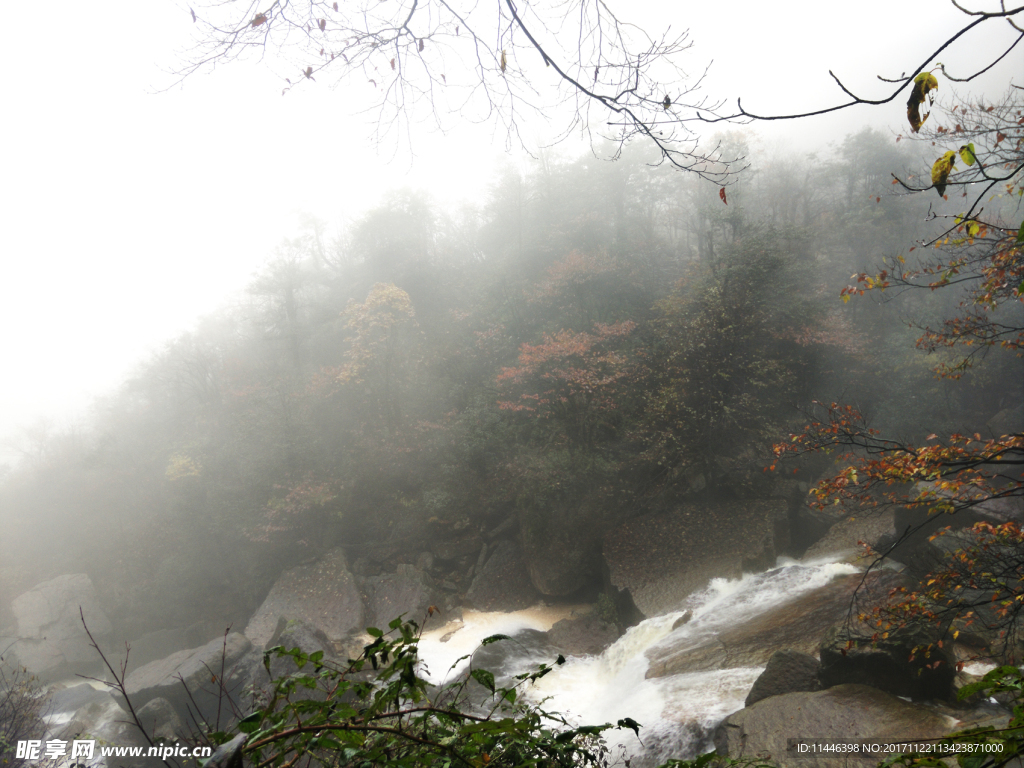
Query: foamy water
417 557 861 765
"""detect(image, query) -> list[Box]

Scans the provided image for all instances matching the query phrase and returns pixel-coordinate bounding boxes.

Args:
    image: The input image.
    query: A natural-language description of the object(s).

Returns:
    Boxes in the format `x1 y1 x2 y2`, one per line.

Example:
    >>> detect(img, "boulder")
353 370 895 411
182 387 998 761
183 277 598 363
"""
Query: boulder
136 697 185 743
266 619 337 680
604 500 788 617
122 632 253 724
431 536 482 562
818 623 956 702
245 548 364 647
125 620 225 674
714 684 952 768
466 541 540 611
803 509 896 563
546 614 621 656
520 504 601 596
7 574 112 681
987 404 1023 437
745 649 820 707
360 564 439 630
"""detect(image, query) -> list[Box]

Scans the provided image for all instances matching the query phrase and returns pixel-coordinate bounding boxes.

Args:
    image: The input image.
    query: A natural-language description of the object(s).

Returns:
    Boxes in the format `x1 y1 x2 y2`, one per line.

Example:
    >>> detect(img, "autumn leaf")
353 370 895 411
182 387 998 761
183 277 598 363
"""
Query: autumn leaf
419 39 424 52
390 58 395 70
333 2 338 9
319 18 326 31
500 49 507 73
958 143 976 166
251 12 268 27
907 71 938 133
190 6 197 22
931 150 956 197
304 66 314 78
719 187 727 205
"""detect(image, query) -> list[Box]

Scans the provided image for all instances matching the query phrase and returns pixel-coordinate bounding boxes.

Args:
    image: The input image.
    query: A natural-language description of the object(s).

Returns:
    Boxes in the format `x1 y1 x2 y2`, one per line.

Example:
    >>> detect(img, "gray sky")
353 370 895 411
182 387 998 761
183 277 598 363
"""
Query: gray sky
0 0 1018 460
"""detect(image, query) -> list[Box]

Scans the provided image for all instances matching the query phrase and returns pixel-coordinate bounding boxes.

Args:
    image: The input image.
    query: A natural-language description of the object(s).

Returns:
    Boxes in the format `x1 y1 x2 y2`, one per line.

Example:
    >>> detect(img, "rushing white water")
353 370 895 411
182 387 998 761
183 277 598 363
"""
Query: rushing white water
417 557 861 767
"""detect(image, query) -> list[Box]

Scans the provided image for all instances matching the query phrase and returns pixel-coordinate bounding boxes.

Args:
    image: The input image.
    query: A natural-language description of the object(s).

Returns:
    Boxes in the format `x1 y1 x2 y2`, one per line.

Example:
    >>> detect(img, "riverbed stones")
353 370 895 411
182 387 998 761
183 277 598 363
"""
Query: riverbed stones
745 649 820 707
714 684 952 768
6 574 112 681
603 500 788 617
244 548 364 647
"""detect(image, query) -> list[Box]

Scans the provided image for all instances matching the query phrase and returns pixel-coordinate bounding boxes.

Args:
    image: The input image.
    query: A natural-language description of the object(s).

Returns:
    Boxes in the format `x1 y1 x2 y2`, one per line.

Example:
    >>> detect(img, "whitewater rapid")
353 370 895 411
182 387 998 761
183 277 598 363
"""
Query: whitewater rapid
418 557 861 766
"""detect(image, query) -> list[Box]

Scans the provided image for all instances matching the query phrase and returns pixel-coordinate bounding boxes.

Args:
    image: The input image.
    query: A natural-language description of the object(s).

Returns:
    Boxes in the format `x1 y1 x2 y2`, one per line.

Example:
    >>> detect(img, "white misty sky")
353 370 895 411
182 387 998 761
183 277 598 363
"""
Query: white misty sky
0 0 1018 460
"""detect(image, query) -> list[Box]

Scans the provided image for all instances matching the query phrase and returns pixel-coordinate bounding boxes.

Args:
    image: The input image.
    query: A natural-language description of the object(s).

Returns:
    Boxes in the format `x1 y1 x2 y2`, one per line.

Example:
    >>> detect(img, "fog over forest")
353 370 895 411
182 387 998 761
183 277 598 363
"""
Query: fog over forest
1 2 1022 768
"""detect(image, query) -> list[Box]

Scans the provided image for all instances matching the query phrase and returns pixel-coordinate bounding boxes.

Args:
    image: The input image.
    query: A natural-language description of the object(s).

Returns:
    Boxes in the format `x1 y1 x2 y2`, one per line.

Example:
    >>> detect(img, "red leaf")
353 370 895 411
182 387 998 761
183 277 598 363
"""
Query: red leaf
390 58 396 70
251 12 267 27
719 187 727 205
319 18 326 31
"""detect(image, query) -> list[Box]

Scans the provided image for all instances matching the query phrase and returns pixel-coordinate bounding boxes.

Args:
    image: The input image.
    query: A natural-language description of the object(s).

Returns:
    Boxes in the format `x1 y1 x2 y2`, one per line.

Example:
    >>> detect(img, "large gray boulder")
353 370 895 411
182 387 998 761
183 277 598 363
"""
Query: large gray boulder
125 620 225 674
466 541 540 611
122 632 253 725
245 548 365 647
360 564 439 630
136 697 186 743
604 500 788 617
266 619 337 679
546 613 621 656
519 501 603 596
714 684 952 768
745 649 820 707
818 623 956 702
803 509 896 563
6 574 112 681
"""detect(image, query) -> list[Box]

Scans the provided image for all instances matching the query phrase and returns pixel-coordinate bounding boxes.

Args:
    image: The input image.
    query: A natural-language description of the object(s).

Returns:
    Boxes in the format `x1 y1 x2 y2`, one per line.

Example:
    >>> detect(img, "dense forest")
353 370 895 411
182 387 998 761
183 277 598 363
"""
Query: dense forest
2 119 1018 640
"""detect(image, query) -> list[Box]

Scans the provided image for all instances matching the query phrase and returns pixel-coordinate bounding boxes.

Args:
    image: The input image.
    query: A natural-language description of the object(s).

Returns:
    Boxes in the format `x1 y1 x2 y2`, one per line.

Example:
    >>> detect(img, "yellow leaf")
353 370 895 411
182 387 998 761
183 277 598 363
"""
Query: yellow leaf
500 49 507 73
907 72 938 133
931 151 956 197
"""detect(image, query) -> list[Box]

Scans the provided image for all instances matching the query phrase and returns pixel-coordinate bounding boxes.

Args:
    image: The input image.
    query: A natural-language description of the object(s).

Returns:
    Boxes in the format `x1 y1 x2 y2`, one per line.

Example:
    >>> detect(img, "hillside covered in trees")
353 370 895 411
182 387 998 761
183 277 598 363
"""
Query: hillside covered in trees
2 124 1018 639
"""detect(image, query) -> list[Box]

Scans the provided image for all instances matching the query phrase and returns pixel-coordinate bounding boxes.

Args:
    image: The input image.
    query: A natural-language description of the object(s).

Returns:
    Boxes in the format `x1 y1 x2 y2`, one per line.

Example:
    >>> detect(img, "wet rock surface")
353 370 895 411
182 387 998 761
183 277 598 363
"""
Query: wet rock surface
745 649 821 707
604 500 788 617
546 613 621 656
646 570 901 678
